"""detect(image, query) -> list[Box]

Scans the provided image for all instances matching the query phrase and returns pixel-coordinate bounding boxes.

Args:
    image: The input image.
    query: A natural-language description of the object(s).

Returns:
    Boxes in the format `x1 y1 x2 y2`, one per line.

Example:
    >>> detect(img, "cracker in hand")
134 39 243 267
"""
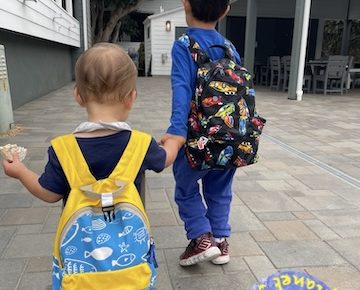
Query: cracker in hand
0 144 27 162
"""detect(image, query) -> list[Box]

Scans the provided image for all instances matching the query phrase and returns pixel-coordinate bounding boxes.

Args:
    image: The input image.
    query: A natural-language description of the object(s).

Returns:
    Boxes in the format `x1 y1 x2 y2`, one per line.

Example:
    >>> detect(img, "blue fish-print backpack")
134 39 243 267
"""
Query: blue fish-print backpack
182 35 266 170
51 131 157 290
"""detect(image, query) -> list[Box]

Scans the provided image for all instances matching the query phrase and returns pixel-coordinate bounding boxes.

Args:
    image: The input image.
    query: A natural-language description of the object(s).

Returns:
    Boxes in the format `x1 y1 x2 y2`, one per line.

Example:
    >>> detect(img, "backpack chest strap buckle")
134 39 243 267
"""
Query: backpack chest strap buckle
101 193 115 222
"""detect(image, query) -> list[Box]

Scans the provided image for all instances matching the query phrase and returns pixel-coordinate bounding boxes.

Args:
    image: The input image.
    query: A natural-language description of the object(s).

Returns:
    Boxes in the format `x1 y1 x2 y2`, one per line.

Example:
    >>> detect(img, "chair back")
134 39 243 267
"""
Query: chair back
269 56 281 72
326 60 348 79
282 56 291 75
328 55 348 62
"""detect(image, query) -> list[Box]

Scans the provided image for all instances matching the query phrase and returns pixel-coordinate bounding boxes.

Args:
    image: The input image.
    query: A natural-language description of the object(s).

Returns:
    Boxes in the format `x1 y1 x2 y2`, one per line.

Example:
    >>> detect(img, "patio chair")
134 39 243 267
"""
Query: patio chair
269 56 282 90
312 59 348 95
281 56 291 91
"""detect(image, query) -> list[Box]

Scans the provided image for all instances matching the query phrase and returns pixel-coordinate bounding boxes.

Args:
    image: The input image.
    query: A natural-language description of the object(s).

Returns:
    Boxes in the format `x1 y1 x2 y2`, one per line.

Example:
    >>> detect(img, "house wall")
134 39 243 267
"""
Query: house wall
149 9 187 76
0 29 73 109
0 0 80 47
144 23 152 76
0 0 81 109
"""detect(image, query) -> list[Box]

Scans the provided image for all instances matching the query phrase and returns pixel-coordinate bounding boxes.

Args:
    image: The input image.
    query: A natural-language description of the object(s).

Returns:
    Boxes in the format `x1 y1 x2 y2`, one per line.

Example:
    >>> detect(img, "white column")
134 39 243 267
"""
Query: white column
288 0 312 101
244 0 257 74
82 0 89 49
315 18 325 59
66 0 73 16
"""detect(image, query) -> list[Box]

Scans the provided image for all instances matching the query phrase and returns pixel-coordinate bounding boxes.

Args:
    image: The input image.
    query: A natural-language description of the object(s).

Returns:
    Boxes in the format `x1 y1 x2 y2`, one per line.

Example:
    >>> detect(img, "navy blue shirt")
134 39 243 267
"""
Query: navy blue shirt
39 131 166 196
167 27 241 138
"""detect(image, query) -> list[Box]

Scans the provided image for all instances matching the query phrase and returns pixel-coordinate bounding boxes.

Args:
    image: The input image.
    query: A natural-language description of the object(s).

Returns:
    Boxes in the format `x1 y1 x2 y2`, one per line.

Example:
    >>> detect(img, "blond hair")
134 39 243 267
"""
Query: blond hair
75 43 137 104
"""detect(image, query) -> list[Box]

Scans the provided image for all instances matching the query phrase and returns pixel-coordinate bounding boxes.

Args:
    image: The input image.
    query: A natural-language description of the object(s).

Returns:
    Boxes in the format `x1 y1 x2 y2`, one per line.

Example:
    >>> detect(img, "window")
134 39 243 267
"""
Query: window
62 0 66 10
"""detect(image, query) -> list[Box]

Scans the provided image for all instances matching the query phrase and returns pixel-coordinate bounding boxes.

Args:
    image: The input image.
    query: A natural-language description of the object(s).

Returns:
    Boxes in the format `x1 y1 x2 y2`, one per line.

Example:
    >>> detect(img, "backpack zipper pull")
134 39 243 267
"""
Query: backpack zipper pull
101 193 115 222
102 205 115 222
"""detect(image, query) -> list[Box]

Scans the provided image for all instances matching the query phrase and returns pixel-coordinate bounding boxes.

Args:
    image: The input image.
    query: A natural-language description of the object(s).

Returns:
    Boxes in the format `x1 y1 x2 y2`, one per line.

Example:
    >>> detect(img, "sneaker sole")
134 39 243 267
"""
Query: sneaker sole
211 255 230 265
180 246 221 266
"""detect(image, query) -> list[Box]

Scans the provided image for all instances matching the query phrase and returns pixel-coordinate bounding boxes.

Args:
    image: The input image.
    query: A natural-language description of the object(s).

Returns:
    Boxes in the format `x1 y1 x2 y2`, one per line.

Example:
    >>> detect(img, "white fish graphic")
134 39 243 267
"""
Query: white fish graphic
81 237 92 243
82 226 92 234
64 246 77 256
118 225 133 238
84 247 113 261
64 258 97 273
133 227 148 244
61 222 79 248
96 233 111 245
122 212 135 220
111 253 136 267
92 219 106 231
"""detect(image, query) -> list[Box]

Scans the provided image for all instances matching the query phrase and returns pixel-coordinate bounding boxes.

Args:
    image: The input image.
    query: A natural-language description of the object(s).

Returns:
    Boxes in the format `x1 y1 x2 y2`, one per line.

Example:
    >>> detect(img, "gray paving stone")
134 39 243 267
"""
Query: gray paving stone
148 208 178 226
154 262 173 290
259 240 346 268
256 212 297 221
152 226 188 249
0 207 49 225
305 265 360 290
327 238 360 271
0 258 26 289
302 220 340 240
229 232 264 256
171 273 256 290
236 191 304 213
4 233 54 258
264 220 318 240
25 256 52 272
243 255 277 280
293 196 357 211
230 205 265 232
0 194 34 208
0 227 17 256
17 271 52 290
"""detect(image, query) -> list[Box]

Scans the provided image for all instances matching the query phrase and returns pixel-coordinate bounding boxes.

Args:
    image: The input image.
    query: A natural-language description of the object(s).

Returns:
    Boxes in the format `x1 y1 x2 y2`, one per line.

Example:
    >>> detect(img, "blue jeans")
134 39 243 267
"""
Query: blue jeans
173 147 236 240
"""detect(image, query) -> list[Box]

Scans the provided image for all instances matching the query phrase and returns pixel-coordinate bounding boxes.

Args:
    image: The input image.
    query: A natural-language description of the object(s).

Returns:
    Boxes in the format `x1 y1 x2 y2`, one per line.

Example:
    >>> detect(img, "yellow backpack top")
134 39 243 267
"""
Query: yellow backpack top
50 130 157 290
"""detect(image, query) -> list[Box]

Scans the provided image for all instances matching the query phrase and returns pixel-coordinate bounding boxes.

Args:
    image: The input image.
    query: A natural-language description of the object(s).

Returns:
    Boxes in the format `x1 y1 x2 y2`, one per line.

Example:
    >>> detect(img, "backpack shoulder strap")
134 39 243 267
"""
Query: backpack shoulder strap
180 34 210 65
109 130 152 183
51 134 96 189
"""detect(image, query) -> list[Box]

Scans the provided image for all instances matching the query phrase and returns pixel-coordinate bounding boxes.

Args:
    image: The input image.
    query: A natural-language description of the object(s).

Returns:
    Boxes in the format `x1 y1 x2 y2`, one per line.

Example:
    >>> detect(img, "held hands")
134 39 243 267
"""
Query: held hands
159 133 186 167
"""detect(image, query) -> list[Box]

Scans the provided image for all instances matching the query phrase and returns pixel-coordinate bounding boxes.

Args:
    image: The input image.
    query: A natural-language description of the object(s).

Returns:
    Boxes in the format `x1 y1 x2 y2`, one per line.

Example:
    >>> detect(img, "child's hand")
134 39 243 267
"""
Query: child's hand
2 153 27 179
160 133 186 146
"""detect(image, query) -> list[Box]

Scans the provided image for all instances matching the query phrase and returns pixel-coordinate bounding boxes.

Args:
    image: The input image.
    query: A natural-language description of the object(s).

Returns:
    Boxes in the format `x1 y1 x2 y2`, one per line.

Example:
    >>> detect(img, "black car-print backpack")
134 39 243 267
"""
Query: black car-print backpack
181 34 266 170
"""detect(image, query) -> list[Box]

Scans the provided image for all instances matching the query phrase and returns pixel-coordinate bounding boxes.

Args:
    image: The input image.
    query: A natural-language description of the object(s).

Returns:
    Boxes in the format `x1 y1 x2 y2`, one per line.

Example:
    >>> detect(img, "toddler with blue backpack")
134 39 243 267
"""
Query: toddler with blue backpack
2 43 182 289
161 0 266 267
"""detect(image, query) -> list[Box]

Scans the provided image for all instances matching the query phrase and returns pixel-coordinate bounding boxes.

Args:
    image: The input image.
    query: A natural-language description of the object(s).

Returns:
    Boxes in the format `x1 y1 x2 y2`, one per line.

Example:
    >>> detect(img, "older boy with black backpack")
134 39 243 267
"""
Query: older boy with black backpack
161 0 265 267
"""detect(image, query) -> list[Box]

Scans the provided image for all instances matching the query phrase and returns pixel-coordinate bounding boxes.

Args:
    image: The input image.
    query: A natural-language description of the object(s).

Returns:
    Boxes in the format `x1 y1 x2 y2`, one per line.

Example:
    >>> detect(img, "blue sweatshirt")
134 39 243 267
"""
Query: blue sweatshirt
166 27 241 138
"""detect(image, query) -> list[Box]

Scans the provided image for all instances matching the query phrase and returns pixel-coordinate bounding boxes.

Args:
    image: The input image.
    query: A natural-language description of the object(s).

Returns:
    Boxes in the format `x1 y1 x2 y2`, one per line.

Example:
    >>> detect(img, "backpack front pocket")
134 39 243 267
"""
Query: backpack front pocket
61 262 151 290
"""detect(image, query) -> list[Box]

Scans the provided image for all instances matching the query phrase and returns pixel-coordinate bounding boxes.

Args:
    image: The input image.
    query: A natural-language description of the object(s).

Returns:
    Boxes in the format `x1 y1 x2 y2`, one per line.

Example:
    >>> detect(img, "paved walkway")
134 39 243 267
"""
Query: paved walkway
1 77 360 290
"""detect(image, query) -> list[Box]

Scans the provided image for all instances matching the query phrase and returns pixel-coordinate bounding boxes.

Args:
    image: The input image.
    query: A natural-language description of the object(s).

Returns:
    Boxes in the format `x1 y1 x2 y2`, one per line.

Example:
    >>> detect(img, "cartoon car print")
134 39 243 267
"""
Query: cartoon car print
202 96 223 107
225 69 243 84
209 81 237 95
217 146 234 166
215 103 235 118
189 115 200 132
208 125 221 135
233 156 247 167
238 142 253 154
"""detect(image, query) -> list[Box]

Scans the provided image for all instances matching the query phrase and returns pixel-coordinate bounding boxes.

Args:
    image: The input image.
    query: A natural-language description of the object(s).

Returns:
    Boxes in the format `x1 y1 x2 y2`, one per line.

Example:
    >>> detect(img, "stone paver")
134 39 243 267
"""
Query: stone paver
0 78 360 289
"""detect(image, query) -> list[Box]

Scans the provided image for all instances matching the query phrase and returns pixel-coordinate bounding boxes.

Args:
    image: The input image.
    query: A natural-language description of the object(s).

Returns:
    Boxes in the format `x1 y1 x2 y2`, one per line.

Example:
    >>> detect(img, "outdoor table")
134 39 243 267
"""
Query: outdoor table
307 59 328 75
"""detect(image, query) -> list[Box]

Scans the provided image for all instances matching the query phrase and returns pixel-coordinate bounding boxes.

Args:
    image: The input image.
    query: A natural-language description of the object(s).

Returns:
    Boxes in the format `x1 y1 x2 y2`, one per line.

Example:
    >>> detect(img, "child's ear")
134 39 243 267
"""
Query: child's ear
219 5 230 20
124 89 137 109
74 87 85 107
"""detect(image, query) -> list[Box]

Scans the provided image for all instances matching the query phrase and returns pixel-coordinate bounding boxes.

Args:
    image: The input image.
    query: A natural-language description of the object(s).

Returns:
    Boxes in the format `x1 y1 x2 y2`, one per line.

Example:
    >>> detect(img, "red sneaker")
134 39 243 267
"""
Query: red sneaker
211 239 230 265
179 233 221 266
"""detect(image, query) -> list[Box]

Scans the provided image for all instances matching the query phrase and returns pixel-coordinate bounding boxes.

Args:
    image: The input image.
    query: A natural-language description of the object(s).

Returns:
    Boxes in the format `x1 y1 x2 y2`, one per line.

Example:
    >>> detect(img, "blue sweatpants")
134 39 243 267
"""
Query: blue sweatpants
173 147 236 240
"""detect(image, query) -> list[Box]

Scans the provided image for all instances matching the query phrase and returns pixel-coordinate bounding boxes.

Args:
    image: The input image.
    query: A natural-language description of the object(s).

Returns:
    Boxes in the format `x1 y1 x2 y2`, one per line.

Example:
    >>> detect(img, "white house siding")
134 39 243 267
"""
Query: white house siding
138 0 181 14
144 22 152 75
147 9 187 76
0 0 80 47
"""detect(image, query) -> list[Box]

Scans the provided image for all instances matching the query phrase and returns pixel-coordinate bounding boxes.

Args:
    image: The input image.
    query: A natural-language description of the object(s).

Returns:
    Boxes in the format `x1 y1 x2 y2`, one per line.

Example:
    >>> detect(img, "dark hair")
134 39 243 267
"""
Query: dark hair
188 0 229 22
